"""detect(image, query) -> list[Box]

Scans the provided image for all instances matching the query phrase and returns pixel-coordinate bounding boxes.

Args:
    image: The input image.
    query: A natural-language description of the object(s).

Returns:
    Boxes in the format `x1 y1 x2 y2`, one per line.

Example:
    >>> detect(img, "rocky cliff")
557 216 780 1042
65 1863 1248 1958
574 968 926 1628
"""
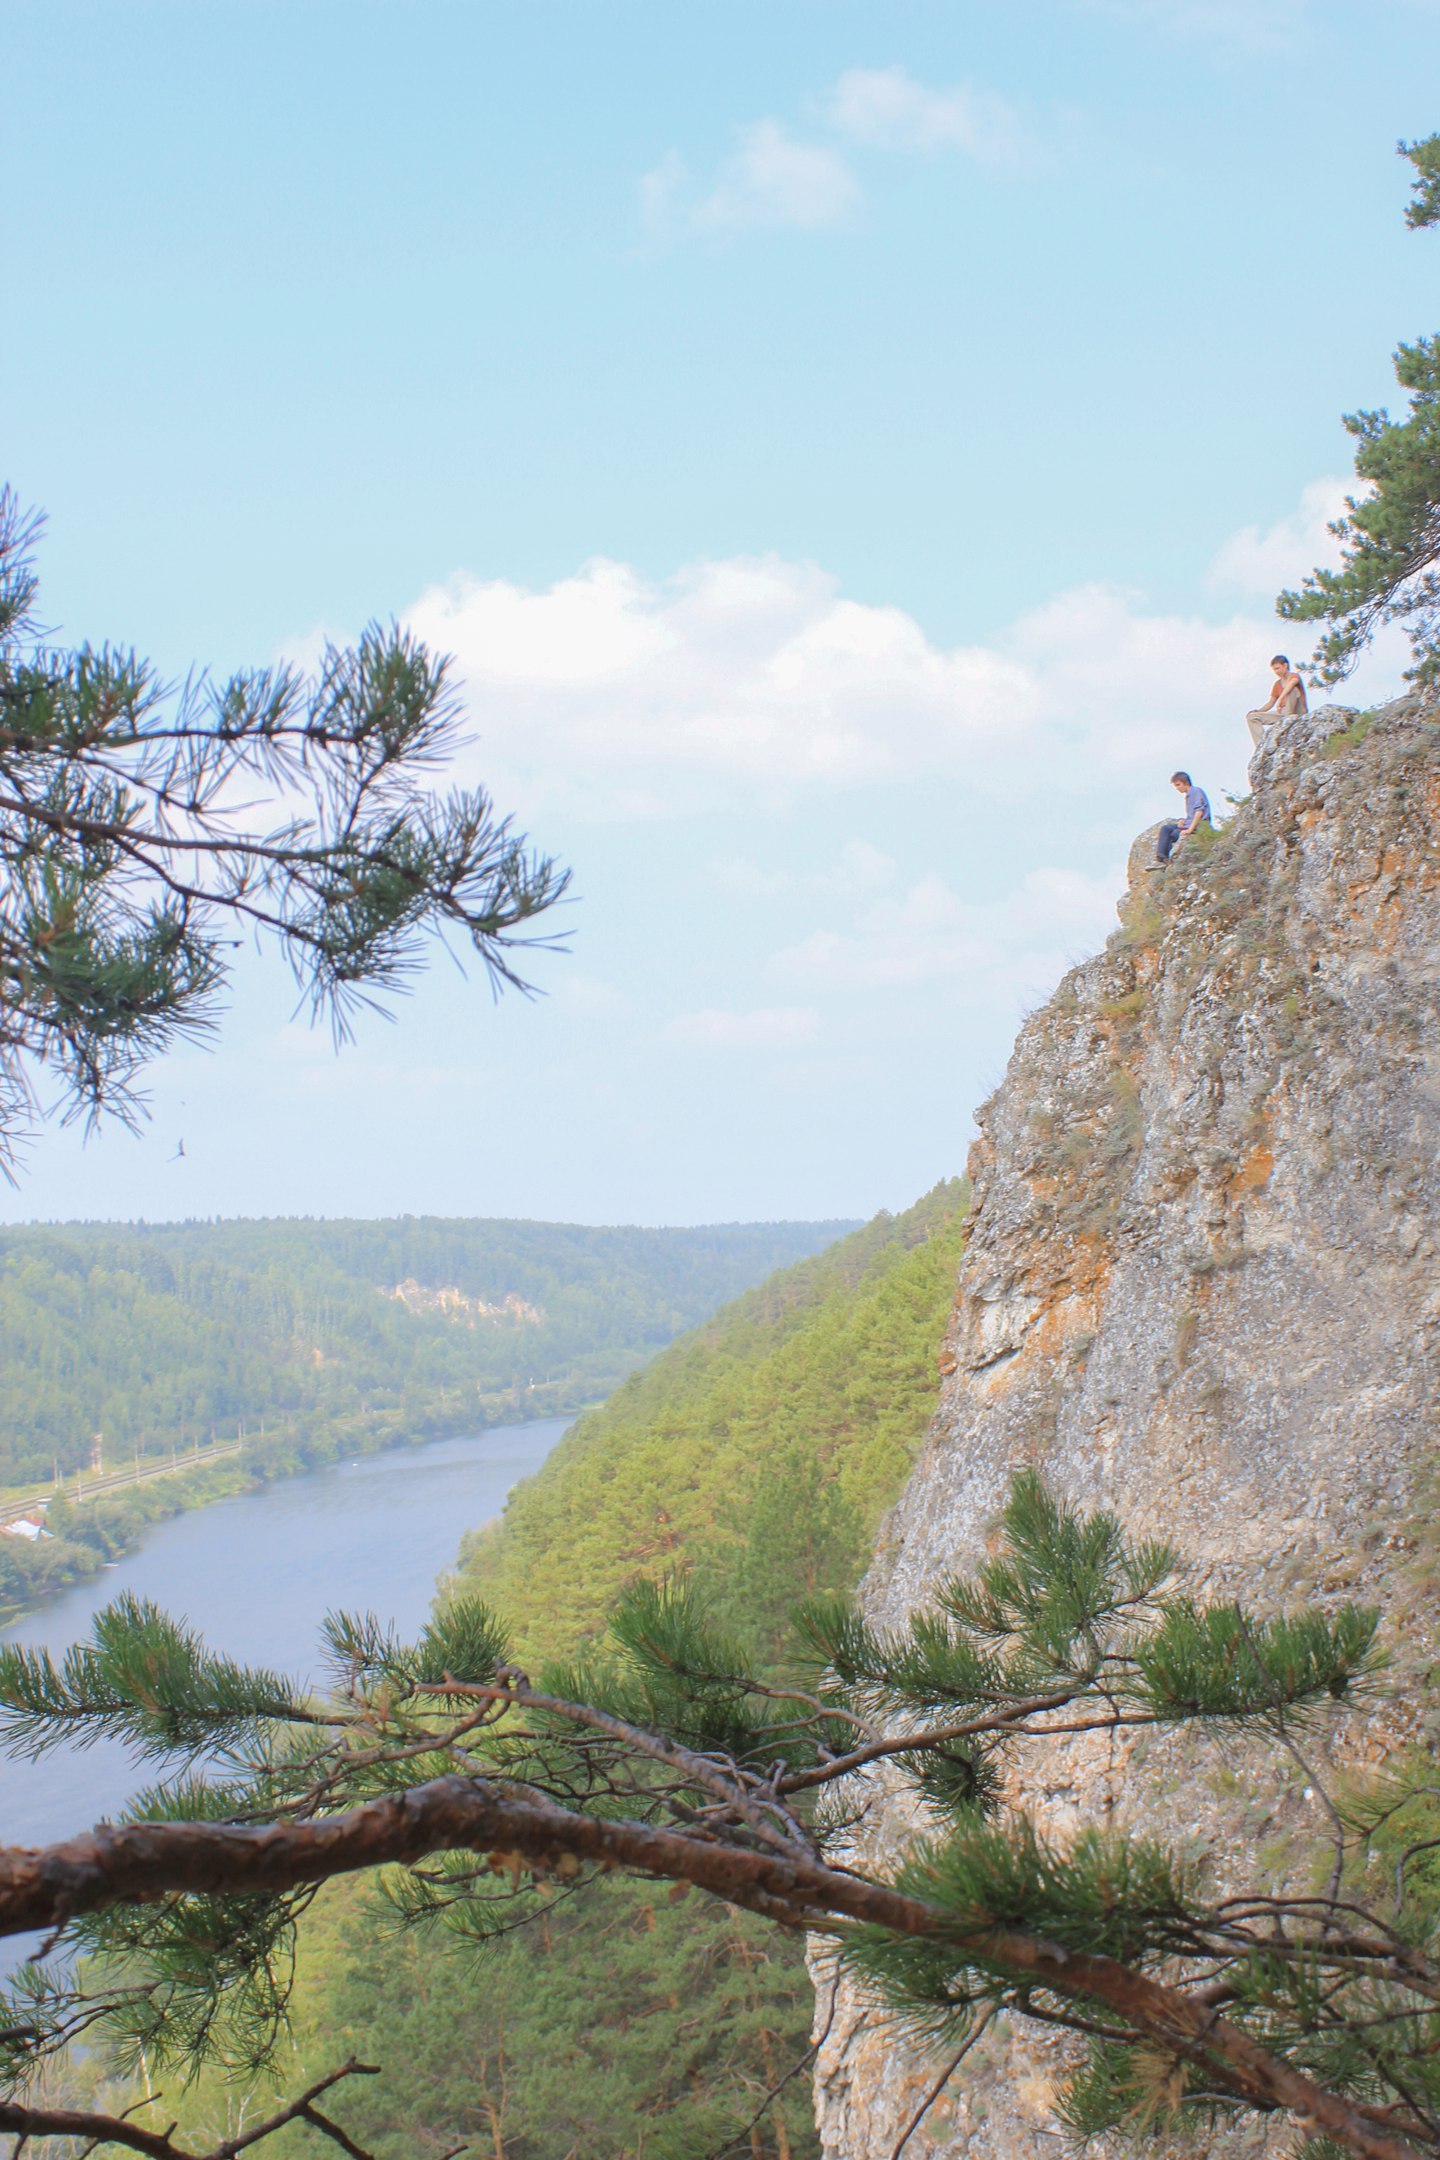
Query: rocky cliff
816 697 1440 2159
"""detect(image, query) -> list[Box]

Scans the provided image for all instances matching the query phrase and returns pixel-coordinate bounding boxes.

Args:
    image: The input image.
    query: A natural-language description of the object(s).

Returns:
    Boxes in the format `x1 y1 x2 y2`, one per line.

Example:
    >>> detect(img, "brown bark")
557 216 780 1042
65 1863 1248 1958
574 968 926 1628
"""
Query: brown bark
0 1780 1422 2160
756 2025 792 2160
0 2099 198 2160
475 2031 511 2160
0 2059 385 2160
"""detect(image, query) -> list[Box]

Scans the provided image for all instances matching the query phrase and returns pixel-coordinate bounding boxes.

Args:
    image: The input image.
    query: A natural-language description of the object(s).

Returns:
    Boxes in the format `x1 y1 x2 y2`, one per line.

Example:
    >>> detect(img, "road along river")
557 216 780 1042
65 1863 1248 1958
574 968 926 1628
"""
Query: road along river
0 1418 567 1883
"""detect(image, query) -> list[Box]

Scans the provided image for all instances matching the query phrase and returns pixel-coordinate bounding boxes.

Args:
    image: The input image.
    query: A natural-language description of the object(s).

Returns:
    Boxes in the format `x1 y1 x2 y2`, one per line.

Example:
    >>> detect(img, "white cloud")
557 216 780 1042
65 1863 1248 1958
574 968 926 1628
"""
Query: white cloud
1082 0 1308 48
696 120 860 232
271 1021 334 1063
549 975 626 1017
640 123 859 242
407 553 1039 815
661 1005 820 1051
266 1027 474 1102
405 543 1288 822
826 66 1022 161
1006 578 1264 763
713 840 898 900
272 622 341 678
638 150 689 241
770 866 1120 1002
639 67 1024 246
1206 475 1350 599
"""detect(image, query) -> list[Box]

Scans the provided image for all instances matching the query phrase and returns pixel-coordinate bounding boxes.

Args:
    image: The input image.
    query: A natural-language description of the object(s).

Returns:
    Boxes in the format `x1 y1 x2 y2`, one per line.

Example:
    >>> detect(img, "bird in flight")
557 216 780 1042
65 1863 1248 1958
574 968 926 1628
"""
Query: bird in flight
170 1139 186 1161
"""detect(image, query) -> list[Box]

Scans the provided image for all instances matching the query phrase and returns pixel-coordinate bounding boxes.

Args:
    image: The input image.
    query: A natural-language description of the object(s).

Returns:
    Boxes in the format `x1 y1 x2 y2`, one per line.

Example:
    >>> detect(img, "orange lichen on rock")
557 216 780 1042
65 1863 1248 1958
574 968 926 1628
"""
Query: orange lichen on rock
1234 1142 1275 1193
817 694 1440 2160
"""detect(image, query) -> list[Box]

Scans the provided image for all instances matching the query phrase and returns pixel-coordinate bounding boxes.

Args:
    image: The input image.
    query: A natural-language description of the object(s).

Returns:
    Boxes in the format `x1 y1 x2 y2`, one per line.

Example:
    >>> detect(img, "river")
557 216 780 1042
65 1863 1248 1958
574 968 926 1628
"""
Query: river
0 1417 568 1862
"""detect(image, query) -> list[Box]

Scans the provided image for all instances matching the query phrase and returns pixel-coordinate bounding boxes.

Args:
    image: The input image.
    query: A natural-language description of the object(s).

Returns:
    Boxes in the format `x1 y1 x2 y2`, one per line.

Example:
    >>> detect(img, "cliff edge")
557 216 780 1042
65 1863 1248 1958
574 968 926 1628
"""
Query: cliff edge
816 697 1440 2158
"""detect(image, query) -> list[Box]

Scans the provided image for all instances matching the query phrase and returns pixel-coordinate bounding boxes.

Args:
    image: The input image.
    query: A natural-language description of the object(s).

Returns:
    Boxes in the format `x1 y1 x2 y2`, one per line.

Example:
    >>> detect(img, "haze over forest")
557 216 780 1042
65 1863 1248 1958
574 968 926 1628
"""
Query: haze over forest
3 8 1440 2160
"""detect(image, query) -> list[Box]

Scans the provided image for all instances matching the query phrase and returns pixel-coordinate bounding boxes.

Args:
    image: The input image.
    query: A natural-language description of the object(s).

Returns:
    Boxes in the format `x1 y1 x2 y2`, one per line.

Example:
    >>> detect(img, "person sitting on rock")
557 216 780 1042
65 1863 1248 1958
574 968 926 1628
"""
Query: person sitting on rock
1246 654 1308 746
1154 771 1212 865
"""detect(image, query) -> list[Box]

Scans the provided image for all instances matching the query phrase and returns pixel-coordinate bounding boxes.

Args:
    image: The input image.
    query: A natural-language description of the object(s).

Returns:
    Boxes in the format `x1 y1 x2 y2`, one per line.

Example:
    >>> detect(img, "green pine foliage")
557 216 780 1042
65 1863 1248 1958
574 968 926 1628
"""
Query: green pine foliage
258 1182 968 2159
0 1449 1399 2160
1402 131 1440 230
1277 133 1440 686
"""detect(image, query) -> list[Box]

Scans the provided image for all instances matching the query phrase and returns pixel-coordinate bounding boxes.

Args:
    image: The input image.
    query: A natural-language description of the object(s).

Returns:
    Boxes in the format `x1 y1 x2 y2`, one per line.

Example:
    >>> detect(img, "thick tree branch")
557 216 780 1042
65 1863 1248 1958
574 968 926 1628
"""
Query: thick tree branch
432 1674 815 1855
0 2058 394 2160
0 1780 1423 2160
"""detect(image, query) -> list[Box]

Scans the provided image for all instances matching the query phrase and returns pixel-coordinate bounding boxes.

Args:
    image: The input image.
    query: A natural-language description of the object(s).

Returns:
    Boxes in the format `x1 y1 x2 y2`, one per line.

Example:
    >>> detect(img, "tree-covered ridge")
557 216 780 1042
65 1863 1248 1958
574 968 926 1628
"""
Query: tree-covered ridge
0 1214 857 1486
239 1183 969 2160
450 1179 969 1662
269 1861 823 2160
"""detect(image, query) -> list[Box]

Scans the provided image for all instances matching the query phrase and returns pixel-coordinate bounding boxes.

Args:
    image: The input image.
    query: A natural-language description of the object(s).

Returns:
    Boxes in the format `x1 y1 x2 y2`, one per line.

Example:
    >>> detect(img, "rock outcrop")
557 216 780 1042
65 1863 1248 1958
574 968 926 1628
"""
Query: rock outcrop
816 699 1440 2158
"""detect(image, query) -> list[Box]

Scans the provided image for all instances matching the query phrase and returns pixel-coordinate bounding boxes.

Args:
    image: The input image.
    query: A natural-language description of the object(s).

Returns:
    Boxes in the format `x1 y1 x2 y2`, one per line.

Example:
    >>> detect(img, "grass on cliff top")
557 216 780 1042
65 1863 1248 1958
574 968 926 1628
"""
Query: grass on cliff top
1321 709 1380 757
446 1177 969 1664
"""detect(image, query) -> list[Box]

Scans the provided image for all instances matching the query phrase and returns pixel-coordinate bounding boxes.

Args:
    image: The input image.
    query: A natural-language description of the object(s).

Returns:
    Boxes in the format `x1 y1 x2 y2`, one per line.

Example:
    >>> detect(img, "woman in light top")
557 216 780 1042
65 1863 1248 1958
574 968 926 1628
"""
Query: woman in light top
1246 654 1308 746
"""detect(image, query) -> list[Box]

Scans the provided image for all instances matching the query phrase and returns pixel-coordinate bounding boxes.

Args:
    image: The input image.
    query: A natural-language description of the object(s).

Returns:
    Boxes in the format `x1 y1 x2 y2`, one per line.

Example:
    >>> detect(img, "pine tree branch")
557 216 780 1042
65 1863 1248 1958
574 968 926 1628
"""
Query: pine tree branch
0 1778 1426 2160
0 493 570 1150
0 2058 395 2160
777 1685 1084 1792
431 1674 816 1855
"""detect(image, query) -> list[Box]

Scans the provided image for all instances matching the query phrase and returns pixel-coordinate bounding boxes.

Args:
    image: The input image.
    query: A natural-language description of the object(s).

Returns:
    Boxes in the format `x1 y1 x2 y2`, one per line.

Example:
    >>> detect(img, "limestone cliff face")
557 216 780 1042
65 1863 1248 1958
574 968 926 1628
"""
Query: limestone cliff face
816 698 1440 2159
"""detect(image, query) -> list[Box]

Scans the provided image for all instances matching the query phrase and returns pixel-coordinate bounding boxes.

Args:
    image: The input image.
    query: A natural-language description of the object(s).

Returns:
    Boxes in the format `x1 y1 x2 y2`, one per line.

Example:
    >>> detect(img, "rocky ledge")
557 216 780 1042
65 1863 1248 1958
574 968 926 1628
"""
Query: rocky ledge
816 697 1440 2159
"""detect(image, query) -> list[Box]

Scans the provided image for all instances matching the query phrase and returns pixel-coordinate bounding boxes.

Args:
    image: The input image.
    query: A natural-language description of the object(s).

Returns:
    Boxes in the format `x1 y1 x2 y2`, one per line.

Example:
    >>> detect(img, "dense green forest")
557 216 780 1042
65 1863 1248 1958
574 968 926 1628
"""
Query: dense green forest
245 1179 970 2160
0 1214 853 1618
452 1180 970 1657
0 1214 854 1488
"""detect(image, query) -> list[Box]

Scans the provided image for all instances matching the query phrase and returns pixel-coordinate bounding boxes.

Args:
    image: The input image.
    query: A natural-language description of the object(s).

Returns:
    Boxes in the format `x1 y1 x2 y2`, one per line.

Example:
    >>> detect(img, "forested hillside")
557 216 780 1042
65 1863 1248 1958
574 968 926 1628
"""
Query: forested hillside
452 1181 969 1656
0 1215 853 1486
261 1179 969 2160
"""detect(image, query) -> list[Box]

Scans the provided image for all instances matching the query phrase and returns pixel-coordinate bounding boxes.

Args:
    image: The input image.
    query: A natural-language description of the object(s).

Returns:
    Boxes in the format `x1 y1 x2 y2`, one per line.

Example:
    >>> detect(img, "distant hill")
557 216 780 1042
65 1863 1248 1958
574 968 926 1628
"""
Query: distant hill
0 1214 857 1486
268 1180 970 2160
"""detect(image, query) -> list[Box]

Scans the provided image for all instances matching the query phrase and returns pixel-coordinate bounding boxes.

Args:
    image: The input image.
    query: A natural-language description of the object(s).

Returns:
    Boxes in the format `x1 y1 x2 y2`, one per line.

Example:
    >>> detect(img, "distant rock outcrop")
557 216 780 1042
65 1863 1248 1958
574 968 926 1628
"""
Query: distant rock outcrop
380 1281 544 1326
816 698 1440 2158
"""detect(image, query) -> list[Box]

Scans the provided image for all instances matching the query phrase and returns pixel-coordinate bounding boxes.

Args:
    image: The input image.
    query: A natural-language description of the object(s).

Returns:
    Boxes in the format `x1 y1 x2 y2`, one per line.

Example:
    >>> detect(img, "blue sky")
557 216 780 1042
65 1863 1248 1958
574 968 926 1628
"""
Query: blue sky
3 0 1437 1226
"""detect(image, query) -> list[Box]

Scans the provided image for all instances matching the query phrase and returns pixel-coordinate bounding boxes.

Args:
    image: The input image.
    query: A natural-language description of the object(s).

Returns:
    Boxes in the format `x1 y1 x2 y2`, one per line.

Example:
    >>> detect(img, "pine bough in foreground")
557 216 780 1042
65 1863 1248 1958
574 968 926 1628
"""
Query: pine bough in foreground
0 1475 1431 2160
0 487 567 1175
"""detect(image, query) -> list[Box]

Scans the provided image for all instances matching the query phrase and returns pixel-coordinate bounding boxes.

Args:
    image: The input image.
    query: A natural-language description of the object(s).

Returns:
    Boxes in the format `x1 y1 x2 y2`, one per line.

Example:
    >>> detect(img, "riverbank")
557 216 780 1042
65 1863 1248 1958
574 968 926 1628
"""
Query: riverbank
0 1394 599 1628
0 1214 855 1625
0 1419 571 1871
0 1436 244 1522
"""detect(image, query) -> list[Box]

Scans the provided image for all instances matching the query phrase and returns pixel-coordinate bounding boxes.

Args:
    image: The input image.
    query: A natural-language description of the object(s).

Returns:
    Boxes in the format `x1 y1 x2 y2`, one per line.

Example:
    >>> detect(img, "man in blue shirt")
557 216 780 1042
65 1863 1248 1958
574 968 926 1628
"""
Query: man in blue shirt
1155 771 1211 864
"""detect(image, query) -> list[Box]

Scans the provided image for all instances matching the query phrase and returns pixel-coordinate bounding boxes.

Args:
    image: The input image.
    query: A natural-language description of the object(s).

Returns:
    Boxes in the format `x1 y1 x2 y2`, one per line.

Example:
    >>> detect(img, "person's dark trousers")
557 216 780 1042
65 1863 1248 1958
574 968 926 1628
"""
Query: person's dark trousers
1156 821 1181 862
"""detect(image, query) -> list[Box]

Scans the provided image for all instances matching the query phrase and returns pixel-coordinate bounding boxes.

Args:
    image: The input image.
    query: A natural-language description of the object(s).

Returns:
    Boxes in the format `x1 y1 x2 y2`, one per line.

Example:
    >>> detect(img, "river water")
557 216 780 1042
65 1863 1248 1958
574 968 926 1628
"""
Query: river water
0 1417 567 1858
